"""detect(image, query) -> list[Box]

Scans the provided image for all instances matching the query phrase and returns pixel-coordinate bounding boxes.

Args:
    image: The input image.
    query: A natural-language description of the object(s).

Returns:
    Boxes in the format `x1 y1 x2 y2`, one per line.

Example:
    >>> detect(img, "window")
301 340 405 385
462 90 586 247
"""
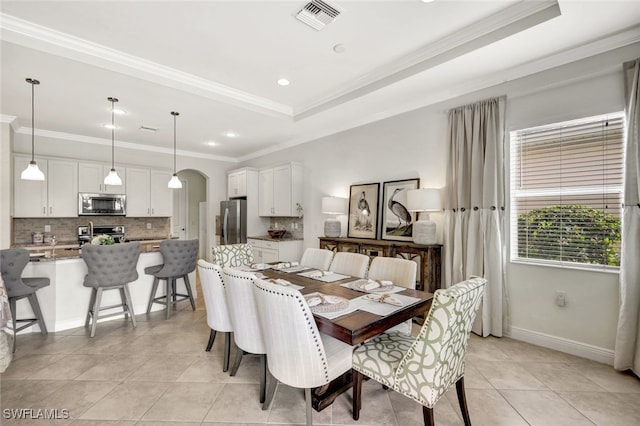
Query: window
510 112 625 269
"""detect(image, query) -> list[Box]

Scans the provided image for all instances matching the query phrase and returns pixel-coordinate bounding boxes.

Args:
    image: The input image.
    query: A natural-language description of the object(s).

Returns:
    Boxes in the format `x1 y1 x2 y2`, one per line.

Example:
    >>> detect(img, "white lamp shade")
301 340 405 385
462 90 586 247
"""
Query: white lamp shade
21 161 45 181
406 188 441 212
321 196 347 214
104 168 122 186
168 174 183 189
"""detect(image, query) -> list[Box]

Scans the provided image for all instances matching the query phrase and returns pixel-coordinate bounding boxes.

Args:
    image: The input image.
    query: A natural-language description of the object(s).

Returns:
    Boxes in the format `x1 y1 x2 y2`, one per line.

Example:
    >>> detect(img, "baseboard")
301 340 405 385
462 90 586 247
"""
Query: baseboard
506 326 615 365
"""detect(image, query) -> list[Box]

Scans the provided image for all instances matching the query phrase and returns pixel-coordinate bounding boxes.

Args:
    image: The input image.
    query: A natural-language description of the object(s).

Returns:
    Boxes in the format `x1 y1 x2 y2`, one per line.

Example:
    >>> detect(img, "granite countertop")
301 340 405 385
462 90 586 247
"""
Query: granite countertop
20 238 168 262
248 235 303 242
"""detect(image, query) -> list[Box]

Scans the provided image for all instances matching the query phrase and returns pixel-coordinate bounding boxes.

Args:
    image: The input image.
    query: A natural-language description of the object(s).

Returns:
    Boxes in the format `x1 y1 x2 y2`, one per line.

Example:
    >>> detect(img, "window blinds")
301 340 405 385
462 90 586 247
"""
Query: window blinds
510 112 625 267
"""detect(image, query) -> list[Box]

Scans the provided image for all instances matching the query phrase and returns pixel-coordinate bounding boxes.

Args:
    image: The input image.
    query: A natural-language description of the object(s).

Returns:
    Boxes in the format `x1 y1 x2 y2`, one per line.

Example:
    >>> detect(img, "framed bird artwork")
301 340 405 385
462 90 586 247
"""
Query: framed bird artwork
347 182 380 239
381 178 420 241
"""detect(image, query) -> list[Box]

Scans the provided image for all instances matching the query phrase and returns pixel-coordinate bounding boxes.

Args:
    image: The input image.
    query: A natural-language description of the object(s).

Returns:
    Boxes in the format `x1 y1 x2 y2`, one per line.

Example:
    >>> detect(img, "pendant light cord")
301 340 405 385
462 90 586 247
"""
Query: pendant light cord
171 111 179 174
111 98 115 169
31 80 35 162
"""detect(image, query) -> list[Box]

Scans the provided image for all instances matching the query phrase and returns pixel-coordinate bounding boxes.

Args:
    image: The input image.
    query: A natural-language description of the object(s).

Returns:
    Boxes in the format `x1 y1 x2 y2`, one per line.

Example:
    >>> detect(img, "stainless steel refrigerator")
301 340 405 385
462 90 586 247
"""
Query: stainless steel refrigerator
220 199 247 245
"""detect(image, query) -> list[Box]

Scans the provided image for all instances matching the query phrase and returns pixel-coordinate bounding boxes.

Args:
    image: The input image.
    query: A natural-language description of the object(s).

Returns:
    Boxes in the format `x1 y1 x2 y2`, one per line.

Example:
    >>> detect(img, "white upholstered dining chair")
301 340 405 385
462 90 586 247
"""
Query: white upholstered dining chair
252 278 354 426
300 248 334 271
329 252 370 278
197 259 233 371
352 277 486 426
367 256 417 334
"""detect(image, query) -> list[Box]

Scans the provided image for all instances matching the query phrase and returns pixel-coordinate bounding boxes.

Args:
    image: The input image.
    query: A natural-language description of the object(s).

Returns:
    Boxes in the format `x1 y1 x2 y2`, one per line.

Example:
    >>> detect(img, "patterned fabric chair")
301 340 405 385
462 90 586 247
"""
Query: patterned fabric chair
299 248 334 271
145 239 198 319
329 252 370 278
253 278 354 425
368 256 417 334
222 267 269 407
197 259 233 371
82 242 141 337
352 277 486 426
212 243 254 267
0 249 49 352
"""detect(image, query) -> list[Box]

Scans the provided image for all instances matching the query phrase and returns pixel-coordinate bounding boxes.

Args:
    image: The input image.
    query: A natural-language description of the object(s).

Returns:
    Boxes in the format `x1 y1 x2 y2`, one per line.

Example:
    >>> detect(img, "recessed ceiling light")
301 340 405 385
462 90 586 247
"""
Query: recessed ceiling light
225 131 237 138
277 78 290 86
206 141 217 147
420 0 435 3
103 124 116 129
112 108 126 115
333 44 345 53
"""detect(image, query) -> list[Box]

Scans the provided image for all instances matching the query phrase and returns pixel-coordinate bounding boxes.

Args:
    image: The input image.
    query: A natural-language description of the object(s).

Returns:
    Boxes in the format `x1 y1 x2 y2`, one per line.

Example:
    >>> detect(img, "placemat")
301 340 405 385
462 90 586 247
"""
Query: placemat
341 279 405 294
298 270 350 282
355 293 421 316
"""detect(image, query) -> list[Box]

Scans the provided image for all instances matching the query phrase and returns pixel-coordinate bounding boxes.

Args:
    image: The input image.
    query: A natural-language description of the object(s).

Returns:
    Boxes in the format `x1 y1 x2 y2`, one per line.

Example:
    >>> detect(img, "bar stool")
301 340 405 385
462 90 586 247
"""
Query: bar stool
145 239 198 319
0 249 49 352
82 242 141 337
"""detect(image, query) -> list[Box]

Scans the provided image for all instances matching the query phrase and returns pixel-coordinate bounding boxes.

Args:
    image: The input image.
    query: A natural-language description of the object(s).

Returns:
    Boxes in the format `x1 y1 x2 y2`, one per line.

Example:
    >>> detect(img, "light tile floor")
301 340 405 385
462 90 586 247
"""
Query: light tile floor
2 302 640 425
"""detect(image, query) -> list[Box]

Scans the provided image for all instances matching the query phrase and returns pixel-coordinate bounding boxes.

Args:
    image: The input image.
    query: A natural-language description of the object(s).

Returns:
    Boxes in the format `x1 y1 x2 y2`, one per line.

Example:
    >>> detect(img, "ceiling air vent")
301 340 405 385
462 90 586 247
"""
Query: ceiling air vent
295 0 342 31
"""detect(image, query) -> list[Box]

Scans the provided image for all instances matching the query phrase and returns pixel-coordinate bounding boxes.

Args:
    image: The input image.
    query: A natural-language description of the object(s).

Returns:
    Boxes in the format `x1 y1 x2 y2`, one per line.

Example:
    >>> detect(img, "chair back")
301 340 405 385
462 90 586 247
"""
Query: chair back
300 248 334 270
213 243 254 267
329 252 369 278
368 257 417 289
198 260 233 333
222 267 265 354
0 249 32 298
82 242 141 288
395 277 486 407
156 239 199 278
253 278 334 389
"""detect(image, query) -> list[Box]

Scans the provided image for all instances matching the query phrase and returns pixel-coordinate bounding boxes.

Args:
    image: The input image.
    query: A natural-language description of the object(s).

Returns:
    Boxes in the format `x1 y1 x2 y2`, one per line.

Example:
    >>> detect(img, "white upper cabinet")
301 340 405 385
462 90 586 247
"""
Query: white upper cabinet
13 156 78 218
258 163 303 217
78 162 126 194
150 170 173 217
125 168 173 217
228 169 248 198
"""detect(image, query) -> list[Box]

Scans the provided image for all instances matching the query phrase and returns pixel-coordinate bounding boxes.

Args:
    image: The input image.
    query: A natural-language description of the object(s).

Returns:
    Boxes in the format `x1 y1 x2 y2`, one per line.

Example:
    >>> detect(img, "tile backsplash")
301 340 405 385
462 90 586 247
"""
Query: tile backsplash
269 217 303 240
13 217 171 245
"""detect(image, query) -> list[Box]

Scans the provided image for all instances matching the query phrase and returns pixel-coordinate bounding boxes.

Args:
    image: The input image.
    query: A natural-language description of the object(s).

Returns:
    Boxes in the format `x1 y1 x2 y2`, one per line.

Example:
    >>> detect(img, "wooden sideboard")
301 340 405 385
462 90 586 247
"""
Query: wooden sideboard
319 237 442 293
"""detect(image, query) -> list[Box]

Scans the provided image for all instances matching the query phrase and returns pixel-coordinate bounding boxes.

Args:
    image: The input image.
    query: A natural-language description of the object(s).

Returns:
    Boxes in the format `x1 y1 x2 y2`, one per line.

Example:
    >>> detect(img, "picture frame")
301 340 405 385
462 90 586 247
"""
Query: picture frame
347 182 380 239
381 178 420 241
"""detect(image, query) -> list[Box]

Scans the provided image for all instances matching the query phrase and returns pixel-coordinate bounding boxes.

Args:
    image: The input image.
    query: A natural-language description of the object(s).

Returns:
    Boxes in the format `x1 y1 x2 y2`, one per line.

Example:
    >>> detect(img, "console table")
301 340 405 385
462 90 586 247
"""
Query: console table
318 237 442 293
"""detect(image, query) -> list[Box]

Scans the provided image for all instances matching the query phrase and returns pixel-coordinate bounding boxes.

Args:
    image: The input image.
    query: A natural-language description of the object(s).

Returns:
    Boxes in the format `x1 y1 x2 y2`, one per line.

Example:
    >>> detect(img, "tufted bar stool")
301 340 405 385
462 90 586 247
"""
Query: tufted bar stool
81 242 141 337
0 248 50 352
145 239 198 319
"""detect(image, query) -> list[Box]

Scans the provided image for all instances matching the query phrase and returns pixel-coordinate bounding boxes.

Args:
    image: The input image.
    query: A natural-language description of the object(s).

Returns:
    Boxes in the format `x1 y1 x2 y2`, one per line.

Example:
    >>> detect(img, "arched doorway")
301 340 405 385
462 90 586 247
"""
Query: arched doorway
175 169 207 258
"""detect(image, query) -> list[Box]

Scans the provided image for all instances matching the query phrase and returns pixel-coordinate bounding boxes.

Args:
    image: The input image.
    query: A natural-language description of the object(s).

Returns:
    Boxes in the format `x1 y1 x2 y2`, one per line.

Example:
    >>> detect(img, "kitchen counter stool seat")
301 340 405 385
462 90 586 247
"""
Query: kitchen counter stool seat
81 242 141 338
145 239 199 319
0 249 50 352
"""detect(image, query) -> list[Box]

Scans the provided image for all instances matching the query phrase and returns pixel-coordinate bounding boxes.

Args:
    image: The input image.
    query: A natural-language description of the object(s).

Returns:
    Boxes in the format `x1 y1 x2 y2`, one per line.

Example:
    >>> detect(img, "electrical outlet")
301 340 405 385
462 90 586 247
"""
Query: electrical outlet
44 225 51 232
555 290 567 307
146 223 152 229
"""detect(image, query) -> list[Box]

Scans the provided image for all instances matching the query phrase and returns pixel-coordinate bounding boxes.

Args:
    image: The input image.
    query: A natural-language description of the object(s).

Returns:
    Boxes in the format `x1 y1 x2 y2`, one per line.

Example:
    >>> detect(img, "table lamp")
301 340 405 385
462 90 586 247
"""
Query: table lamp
406 188 441 245
322 196 347 237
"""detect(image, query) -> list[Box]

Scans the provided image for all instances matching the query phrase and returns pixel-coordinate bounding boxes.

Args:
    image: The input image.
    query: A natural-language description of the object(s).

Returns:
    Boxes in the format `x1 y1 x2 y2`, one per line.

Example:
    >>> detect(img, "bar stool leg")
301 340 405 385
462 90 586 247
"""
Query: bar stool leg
119 288 128 320
183 274 196 311
90 288 103 338
147 277 159 314
206 329 217 352
123 284 136 329
27 293 47 335
9 298 17 353
165 278 171 320
86 288 97 327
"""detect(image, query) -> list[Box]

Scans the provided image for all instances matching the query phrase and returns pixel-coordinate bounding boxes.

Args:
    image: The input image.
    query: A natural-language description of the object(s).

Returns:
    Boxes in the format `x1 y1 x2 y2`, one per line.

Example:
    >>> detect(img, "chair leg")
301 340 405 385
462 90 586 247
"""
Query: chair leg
172 279 177 303
122 284 136 329
27 293 47 335
456 376 472 426
229 347 244 376
352 369 362 421
223 332 231 372
304 387 313 426
119 288 128 320
262 365 277 411
9 298 17 353
165 278 171 320
183 274 196 311
86 288 97 327
147 277 159 314
259 354 267 403
422 406 435 426
90 288 103 338
206 329 217 352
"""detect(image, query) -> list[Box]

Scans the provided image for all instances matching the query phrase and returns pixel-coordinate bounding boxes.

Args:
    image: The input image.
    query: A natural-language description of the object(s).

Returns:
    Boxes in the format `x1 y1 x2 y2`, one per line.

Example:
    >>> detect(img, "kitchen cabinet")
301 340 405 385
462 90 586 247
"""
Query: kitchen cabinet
258 163 303 217
248 238 303 264
228 168 257 198
78 162 126 194
13 156 78 218
126 168 173 217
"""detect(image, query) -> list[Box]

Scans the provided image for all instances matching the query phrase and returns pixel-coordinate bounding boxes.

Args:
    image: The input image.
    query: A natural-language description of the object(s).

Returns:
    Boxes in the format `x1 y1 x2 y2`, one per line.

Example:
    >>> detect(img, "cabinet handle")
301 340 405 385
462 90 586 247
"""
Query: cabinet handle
152 208 155 214
49 206 52 214
148 208 150 214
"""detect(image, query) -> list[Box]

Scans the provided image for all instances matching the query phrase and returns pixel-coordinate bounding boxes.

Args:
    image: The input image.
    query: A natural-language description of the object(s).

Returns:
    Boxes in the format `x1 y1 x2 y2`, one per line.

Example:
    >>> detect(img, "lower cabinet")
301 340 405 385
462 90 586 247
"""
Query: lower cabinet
248 238 303 264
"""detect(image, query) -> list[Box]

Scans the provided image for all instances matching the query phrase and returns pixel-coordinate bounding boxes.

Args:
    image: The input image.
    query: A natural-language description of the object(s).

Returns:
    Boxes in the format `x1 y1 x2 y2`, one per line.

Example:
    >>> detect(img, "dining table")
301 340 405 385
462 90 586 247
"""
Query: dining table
255 263 434 411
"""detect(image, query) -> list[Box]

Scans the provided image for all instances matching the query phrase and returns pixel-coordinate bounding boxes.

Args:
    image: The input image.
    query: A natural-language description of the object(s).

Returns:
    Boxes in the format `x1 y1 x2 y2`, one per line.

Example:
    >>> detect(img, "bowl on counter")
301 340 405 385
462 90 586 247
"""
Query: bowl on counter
267 229 287 239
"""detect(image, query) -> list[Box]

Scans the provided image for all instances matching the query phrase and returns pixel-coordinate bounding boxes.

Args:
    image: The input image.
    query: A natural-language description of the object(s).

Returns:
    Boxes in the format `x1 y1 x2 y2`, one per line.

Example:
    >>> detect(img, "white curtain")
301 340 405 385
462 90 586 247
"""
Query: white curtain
614 58 640 374
444 96 507 337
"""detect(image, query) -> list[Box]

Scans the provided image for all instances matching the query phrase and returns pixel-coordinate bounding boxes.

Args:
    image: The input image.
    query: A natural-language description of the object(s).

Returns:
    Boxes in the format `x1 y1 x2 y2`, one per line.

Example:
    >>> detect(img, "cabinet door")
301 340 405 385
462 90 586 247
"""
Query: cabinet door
273 165 292 216
261 248 279 263
13 156 48 217
247 239 262 262
125 168 151 216
259 169 274 216
47 159 78 217
78 163 103 193
228 171 247 198
150 170 173 216
228 172 238 198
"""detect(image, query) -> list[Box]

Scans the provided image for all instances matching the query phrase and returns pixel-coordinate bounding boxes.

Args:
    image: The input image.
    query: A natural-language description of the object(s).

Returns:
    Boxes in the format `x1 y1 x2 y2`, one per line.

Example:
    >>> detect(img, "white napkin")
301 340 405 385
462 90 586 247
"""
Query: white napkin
272 278 293 287
307 270 333 279
305 293 342 307
364 293 403 307
362 279 393 290
273 261 300 269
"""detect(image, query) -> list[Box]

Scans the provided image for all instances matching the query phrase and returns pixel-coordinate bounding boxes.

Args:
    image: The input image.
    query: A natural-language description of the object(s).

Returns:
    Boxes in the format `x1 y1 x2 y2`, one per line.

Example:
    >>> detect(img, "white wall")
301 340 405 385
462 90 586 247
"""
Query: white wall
0 122 13 248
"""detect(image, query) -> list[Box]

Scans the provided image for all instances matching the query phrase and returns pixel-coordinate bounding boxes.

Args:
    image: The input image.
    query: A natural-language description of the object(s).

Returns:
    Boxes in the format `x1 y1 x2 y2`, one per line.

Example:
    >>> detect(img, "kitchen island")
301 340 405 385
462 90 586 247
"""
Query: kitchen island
15 240 196 333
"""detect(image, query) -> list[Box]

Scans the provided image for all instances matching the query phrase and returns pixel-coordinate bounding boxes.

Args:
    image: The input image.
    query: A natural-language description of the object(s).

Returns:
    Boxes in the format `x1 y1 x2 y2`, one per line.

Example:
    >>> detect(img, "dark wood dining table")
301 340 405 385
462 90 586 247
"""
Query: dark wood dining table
260 266 433 411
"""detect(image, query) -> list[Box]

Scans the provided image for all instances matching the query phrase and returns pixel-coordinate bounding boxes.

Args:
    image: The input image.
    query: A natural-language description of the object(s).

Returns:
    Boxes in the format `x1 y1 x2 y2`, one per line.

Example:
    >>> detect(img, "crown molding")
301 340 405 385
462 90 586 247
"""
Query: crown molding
0 13 292 119
13 126 237 163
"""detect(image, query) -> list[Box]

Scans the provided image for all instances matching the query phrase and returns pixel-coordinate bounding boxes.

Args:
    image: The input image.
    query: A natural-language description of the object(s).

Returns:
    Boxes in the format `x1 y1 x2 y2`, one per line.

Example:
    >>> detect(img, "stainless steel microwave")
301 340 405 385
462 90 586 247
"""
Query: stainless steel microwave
78 193 126 216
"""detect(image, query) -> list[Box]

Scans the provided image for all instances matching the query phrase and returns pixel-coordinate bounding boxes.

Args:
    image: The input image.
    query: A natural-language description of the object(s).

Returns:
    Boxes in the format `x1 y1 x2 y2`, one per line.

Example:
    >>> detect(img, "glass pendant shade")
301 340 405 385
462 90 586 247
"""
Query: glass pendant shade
104 96 122 185
168 174 182 189
21 78 45 181
21 160 45 181
104 168 123 186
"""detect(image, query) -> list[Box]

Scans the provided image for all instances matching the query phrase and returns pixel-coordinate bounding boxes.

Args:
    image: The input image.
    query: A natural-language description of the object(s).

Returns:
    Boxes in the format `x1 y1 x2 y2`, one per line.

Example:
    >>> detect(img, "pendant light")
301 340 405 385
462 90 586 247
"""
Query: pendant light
21 78 45 181
168 111 182 189
104 97 122 186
